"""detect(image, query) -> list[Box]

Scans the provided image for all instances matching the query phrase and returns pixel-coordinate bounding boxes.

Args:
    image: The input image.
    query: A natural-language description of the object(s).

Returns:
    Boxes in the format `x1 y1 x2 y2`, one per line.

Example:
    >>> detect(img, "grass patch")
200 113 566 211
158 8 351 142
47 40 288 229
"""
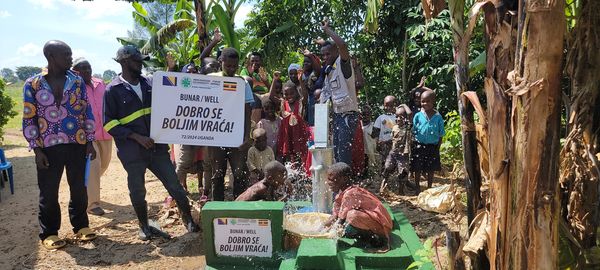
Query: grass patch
4 82 23 131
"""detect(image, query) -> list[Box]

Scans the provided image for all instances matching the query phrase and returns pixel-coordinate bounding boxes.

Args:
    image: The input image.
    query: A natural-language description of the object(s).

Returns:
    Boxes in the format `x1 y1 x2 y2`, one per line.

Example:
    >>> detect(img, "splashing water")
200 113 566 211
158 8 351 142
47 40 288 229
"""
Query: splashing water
284 213 337 238
282 162 311 203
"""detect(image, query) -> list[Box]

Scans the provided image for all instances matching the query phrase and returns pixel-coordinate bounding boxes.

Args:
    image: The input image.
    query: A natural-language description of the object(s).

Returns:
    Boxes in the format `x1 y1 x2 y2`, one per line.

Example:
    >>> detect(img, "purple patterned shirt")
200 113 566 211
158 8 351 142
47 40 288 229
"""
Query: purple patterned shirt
22 69 95 149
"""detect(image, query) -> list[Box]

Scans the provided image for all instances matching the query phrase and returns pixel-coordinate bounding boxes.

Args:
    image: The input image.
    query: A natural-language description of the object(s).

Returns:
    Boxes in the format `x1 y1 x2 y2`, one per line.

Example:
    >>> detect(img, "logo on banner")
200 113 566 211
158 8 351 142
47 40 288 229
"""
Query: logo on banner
162 76 178 86
182 77 192 88
223 81 237 91
217 218 228 225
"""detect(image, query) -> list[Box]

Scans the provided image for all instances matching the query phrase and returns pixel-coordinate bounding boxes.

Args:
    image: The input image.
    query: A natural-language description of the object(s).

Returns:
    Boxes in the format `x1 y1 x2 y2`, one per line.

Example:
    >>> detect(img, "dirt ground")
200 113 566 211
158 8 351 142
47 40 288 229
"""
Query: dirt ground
0 129 466 270
0 130 204 270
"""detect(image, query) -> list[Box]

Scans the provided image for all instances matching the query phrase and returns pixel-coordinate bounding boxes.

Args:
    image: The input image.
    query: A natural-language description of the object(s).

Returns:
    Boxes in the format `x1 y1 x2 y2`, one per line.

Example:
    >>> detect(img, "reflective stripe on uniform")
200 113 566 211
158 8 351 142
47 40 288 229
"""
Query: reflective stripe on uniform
120 107 151 124
103 107 151 132
103 120 120 132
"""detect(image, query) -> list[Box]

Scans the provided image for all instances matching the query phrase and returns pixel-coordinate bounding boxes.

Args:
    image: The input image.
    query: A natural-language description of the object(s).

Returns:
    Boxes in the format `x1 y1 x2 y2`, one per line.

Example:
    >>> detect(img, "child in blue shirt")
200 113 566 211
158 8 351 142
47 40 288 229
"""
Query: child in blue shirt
411 90 445 193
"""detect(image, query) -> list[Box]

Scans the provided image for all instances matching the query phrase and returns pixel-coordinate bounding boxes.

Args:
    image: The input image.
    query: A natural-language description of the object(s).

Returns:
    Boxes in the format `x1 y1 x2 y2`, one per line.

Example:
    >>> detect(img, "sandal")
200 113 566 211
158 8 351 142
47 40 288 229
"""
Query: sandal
75 227 97 241
42 235 66 250
87 207 105 216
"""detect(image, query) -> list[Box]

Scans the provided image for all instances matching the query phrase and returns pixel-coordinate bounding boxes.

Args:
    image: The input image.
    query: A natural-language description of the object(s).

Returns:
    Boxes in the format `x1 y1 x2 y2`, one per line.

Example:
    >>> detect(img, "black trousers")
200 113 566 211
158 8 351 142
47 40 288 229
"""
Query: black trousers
121 147 192 221
37 144 89 240
209 147 249 201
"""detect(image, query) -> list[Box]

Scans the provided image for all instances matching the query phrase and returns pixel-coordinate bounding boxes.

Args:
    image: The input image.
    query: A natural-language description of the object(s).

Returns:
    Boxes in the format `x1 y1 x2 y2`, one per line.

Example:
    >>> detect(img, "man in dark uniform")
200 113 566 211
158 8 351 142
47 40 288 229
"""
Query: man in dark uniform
103 45 199 240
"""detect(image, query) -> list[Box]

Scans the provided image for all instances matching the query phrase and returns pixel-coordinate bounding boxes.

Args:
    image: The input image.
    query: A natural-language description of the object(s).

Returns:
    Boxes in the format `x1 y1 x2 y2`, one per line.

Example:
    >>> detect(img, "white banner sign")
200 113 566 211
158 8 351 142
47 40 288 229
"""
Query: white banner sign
213 218 272 258
150 71 245 147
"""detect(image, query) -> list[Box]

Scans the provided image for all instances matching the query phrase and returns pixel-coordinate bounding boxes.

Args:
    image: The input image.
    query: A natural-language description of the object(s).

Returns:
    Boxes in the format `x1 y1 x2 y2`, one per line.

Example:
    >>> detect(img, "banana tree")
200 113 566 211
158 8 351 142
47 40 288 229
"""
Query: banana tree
364 0 383 33
118 0 198 68
560 0 600 263
210 0 293 65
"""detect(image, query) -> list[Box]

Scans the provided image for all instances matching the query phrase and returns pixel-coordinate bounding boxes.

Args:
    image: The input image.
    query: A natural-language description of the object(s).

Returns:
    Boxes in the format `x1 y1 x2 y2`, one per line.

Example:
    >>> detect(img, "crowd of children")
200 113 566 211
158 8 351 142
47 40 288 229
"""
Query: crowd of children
174 42 446 203
363 88 445 195
161 24 446 249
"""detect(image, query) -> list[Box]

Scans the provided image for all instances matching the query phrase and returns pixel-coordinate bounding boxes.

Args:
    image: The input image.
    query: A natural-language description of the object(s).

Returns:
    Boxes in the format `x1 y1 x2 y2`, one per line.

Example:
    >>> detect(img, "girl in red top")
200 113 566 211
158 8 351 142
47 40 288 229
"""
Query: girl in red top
277 81 310 170
324 162 392 252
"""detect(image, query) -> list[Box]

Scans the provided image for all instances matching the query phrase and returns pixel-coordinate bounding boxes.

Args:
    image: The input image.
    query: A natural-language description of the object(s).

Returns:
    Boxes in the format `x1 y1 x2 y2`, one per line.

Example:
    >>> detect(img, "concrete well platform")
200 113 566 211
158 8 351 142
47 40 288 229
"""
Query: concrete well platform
202 201 433 270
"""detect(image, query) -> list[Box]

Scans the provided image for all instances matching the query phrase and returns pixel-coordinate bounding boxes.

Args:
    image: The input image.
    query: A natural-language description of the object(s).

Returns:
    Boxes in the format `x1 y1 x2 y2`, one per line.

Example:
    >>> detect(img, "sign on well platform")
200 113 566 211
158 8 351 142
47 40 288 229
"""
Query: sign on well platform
213 218 273 257
202 201 284 268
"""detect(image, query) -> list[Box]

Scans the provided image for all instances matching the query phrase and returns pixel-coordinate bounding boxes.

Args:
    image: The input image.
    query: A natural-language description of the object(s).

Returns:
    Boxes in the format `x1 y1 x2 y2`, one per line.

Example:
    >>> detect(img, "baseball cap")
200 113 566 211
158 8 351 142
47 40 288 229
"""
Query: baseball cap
114 45 150 62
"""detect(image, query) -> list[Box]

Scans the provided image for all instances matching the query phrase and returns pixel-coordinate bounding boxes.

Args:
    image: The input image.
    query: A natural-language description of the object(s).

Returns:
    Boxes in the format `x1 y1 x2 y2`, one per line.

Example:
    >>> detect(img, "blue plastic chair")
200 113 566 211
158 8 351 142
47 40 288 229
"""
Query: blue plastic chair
0 148 14 195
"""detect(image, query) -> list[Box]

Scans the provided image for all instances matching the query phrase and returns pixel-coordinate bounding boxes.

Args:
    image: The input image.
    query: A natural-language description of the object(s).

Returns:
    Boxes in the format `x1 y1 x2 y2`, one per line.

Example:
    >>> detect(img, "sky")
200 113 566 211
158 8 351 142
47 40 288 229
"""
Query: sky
0 0 254 75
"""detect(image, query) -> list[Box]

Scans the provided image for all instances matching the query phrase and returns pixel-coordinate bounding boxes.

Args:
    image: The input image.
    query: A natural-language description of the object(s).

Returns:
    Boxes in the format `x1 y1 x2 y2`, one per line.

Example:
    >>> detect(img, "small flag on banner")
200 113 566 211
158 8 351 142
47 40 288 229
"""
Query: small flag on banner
217 218 228 225
162 76 178 86
258 219 269 227
223 81 237 91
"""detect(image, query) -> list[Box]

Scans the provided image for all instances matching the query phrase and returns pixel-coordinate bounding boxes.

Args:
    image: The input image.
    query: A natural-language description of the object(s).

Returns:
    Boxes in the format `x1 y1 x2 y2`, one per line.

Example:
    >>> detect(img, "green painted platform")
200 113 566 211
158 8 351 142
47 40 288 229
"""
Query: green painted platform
202 201 433 270
202 201 285 269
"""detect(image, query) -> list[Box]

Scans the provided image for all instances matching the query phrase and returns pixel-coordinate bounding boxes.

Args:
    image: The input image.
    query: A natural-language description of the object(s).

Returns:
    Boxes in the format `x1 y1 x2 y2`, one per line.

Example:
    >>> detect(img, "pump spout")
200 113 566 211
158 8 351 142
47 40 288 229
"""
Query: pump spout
309 147 334 213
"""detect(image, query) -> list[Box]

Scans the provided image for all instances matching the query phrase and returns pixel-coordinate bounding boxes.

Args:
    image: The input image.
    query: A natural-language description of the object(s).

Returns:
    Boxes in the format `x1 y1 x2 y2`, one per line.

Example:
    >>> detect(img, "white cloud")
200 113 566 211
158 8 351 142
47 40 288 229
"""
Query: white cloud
17 43 42 57
26 0 57 10
27 0 131 19
0 43 45 70
72 48 91 59
1 2 131 73
72 48 119 73
234 3 254 29
0 10 11 18
0 44 119 74
94 22 130 41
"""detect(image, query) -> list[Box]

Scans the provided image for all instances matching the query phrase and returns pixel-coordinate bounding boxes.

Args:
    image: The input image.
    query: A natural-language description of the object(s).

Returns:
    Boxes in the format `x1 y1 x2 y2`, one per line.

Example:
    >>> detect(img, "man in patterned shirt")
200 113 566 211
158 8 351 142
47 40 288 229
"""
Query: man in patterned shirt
22 40 97 250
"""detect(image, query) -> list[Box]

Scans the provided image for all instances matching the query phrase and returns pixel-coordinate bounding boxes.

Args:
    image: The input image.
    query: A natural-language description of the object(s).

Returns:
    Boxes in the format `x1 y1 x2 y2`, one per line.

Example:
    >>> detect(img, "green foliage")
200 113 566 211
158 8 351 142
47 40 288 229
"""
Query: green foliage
245 0 485 116
121 0 198 70
440 110 463 168
102 70 117 82
140 18 196 54
0 68 18 84
124 0 278 72
565 0 579 29
0 78 18 141
212 4 240 51
364 0 383 33
407 239 434 269
3 82 23 131
125 0 486 116
15 66 42 81
245 1 350 78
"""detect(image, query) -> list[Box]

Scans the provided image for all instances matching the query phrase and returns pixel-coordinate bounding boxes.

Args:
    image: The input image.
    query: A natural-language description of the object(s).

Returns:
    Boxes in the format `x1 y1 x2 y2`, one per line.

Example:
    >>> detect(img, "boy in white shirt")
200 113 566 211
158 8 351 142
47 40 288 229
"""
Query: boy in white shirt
371 96 397 170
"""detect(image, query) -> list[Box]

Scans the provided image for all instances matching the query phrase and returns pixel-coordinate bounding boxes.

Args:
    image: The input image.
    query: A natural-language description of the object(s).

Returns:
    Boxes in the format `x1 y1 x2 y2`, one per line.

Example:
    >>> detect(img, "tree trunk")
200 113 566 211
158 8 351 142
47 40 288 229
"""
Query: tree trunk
194 0 208 53
447 230 467 270
478 0 564 269
561 0 600 251
448 0 483 231
401 30 408 93
505 0 565 268
482 8 513 270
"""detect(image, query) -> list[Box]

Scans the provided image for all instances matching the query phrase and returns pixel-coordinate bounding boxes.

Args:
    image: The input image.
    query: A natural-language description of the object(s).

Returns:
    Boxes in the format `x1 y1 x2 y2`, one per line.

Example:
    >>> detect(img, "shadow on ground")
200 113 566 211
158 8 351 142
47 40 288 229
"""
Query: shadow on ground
0 144 205 269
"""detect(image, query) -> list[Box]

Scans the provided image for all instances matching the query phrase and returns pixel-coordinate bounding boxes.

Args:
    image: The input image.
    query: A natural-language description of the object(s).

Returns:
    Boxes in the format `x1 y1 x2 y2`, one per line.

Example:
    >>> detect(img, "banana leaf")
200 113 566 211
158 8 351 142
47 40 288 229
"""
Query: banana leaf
211 4 239 51
141 19 196 54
